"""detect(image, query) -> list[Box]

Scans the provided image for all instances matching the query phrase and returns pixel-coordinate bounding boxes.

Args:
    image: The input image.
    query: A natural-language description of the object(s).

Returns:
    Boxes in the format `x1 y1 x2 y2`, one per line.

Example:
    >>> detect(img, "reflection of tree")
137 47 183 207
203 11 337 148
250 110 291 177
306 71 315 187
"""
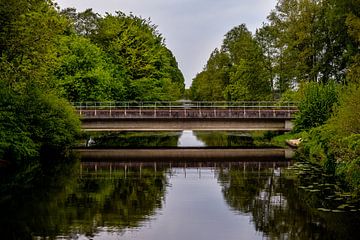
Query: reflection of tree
217 165 360 240
90 131 181 148
0 160 167 239
194 131 253 147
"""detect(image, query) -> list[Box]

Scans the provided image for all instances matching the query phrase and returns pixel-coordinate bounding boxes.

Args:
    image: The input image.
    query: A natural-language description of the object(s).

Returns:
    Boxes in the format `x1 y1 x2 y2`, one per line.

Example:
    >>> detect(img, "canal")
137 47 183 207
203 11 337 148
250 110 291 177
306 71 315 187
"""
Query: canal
0 131 359 239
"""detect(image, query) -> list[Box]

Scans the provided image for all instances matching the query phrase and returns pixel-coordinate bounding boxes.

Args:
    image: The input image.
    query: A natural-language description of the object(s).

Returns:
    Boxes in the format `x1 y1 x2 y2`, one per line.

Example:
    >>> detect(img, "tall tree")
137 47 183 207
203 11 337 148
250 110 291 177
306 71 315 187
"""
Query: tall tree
222 24 272 101
0 0 80 166
191 24 272 101
92 12 184 101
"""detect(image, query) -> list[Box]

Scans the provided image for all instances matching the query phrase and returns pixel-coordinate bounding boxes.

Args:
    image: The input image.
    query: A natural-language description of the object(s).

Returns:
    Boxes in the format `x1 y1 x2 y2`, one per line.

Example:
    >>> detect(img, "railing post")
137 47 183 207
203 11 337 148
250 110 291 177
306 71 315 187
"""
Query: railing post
211 103 216 118
154 102 157 117
228 102 231 117
243 102 246 117
140 102 142 117
124 102 127 117
199 102 202 117
94 102 97 116
109 102 112 117
169 102 172 118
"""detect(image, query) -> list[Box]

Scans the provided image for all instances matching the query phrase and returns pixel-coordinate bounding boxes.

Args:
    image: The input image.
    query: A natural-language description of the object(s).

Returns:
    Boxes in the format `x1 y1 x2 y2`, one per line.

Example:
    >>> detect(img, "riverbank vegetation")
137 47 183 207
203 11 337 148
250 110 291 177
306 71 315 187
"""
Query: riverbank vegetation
190 0 360 195
0 0 184 171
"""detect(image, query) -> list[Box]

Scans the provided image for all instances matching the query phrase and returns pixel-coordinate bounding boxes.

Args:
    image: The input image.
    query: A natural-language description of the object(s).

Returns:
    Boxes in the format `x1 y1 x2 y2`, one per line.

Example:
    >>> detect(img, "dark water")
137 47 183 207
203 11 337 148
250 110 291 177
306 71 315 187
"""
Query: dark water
84 130 268 148
1 131 360 240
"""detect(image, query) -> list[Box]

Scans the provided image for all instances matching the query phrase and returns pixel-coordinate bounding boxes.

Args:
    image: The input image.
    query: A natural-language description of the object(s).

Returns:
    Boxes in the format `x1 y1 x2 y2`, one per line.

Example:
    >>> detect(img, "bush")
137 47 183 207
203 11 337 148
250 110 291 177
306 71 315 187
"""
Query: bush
0 87 80 166
328 84 360 136
294 82 339 132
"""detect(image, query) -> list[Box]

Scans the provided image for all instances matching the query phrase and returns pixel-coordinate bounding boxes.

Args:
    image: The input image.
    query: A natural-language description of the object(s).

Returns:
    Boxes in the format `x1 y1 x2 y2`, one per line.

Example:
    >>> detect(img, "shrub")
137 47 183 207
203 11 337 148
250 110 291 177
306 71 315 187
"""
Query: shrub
293 82 339 132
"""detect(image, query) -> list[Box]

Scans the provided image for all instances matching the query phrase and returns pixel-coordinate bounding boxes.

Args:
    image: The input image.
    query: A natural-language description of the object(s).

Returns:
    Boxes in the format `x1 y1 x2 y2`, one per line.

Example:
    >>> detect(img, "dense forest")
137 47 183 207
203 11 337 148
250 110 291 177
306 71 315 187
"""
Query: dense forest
0 0 184 169
190 0 360 195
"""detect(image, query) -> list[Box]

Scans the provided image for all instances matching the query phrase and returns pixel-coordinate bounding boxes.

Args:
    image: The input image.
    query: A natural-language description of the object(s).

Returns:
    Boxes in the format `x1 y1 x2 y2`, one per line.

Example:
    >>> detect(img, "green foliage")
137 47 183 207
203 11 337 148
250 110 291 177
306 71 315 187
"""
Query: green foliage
190 24 272 101
294 82 339 132
91 11 184 101
298 85 360 194
268 0 359 84
0 86 80 166
0 0 80 167
55 35 125 101
0 1 185 170
328 84 360 135
57 8 185 102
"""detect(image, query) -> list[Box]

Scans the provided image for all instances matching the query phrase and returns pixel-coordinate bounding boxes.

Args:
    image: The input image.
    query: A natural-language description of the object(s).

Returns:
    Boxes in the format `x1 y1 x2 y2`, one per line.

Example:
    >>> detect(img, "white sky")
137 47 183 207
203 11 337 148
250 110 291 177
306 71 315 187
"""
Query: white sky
56 0 277 87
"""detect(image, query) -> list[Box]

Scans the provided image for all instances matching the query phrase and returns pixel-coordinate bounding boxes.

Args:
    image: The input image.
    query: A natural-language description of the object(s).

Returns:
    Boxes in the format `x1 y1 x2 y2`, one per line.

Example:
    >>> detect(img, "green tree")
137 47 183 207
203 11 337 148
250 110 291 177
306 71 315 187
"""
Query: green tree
191 49 231 101
267 0 360 85
0 0 80 166
60 8 99 36
55 35 125 101
92 12 184 100
255 24 278 97
190 24 272 101
222 24 272 101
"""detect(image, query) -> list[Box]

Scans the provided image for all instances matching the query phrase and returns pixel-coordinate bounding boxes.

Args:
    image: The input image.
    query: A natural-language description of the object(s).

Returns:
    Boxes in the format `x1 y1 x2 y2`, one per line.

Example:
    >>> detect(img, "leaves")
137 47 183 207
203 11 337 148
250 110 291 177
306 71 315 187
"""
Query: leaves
191 24 272 101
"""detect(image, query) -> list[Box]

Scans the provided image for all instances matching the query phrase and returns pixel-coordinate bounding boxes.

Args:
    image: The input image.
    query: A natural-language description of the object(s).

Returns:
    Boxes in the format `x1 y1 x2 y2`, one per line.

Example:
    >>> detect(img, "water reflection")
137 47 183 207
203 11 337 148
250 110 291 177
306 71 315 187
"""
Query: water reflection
84 131 275 148
87 131 181 148
1 161 360 240
194 131 254 147
0 160 168 239
177 130 205 147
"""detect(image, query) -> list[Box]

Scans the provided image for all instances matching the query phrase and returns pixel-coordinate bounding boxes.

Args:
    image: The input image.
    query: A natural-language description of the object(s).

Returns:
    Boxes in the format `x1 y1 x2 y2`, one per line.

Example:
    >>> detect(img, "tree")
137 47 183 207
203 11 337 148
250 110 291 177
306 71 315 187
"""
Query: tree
92 12 184 101
190 24 272 101
0 0 80 166
223 24 272 101
267 0 360 85
191 49 231 101
54 35 125 101
255 24 278 97
60 8 100 36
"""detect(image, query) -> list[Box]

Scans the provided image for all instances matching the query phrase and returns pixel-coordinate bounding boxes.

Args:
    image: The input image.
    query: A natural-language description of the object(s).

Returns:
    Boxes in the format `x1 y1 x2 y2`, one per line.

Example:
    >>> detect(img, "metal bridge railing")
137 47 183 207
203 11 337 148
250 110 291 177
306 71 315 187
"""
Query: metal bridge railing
72 101 298 119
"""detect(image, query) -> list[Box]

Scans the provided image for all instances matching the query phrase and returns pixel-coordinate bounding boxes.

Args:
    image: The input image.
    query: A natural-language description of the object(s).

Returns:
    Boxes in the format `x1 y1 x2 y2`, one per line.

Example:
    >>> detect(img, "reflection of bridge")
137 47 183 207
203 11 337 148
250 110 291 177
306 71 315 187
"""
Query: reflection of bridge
73 101 297 131
76 147 294 162
80 161 290 179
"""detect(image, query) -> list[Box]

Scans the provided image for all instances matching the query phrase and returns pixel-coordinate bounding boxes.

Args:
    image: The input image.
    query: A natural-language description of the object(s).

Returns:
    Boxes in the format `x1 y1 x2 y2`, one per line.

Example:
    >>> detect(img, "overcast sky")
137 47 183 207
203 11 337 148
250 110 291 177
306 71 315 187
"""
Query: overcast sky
56 0 278 87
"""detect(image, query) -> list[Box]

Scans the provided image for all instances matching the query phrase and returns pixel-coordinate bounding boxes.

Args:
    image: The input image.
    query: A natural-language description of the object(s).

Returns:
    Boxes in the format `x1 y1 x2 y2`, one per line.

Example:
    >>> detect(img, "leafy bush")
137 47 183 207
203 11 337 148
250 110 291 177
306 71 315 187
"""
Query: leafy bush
328 84 360 135
294 82 339 132
0 87 80 166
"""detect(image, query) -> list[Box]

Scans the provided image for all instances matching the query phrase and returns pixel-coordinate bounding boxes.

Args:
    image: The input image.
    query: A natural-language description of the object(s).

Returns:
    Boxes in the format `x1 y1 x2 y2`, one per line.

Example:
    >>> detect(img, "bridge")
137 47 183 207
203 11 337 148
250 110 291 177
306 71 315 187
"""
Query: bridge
73 101 298 131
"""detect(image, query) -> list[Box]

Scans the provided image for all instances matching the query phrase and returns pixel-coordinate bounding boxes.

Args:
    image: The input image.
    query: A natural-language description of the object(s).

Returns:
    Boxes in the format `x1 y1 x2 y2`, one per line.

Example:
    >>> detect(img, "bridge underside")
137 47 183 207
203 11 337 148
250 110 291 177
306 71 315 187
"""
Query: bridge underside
81 118 294 131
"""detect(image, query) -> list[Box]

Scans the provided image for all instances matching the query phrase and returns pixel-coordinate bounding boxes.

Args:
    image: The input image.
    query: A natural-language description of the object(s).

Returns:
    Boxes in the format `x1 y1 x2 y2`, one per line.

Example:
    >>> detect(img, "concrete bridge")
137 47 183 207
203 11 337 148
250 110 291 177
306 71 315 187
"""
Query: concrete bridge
73 101 297 131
